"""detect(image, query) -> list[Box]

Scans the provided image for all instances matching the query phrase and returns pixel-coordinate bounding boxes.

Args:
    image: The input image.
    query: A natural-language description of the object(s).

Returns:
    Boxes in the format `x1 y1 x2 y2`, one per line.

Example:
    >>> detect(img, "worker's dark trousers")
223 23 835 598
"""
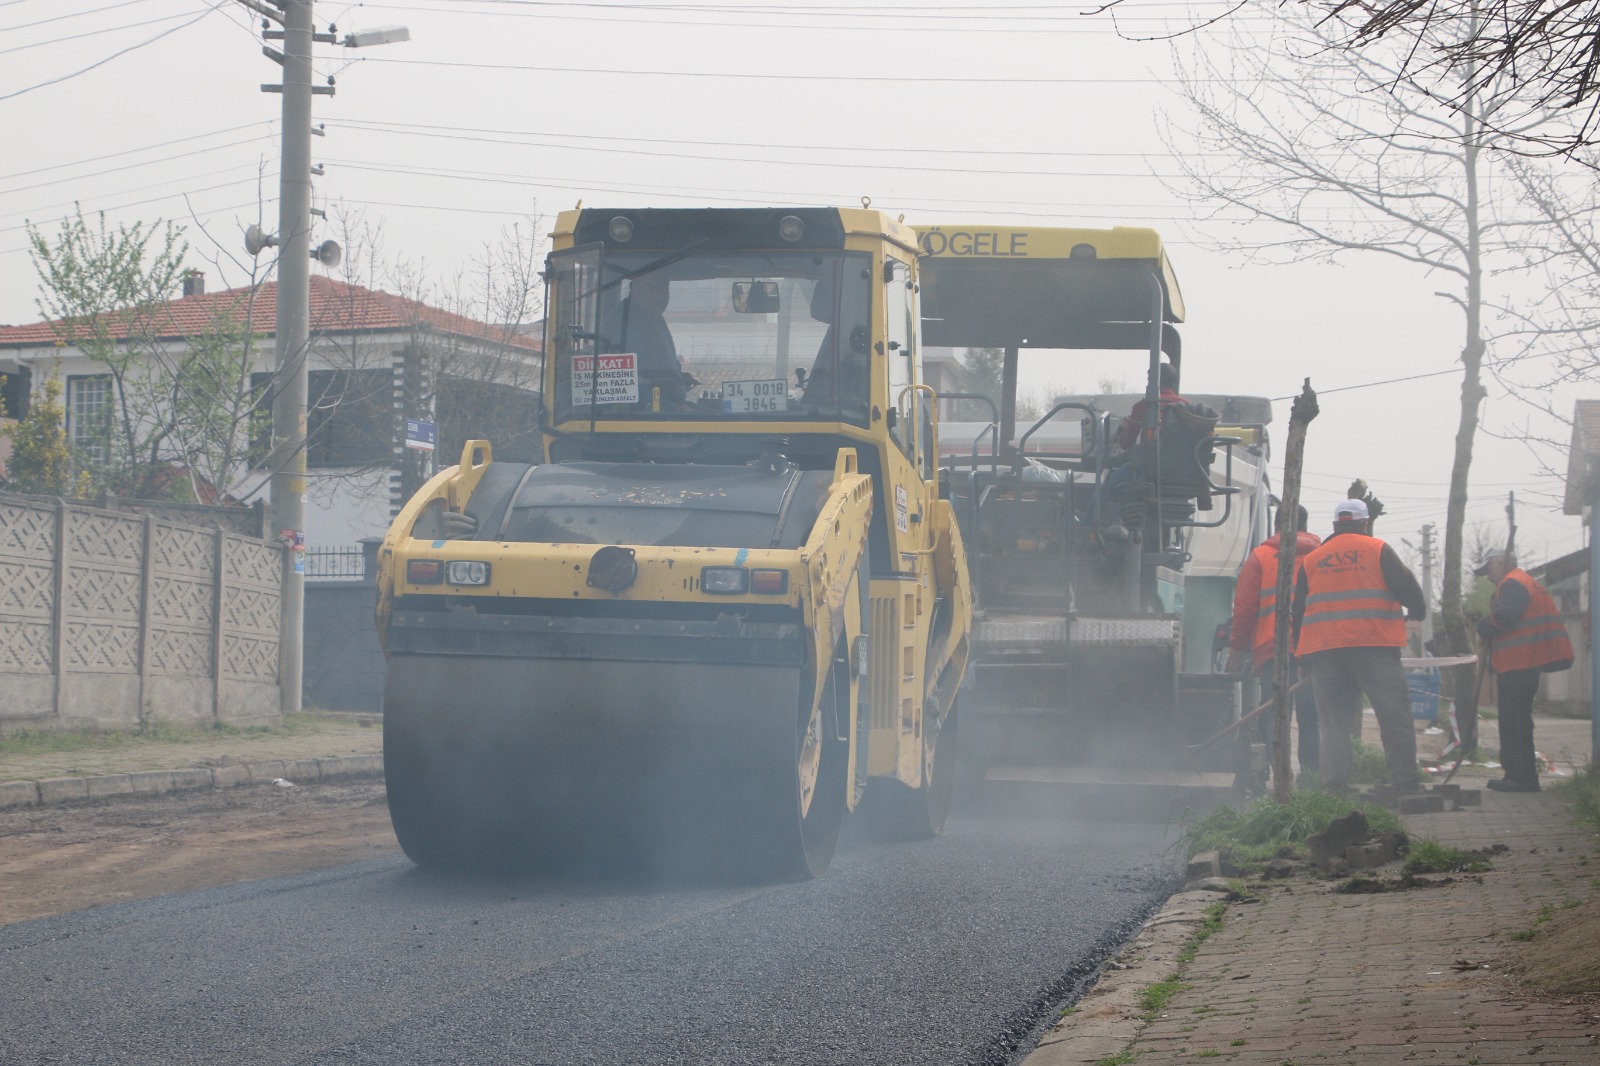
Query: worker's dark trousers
1495 668 1542 785
1258 667 1319 774
1306 647 1417 790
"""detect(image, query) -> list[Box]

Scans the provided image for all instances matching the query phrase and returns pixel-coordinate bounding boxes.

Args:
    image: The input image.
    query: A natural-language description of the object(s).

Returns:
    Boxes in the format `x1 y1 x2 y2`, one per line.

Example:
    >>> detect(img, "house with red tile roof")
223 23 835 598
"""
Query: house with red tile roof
0 273 543 550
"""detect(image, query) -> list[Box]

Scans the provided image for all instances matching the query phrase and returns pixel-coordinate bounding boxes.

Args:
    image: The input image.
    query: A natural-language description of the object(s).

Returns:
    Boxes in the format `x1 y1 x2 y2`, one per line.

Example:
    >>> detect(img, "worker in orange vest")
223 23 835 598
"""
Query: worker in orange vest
1291 498 1428 794
1227 503 1321 776
1475 551 1575 792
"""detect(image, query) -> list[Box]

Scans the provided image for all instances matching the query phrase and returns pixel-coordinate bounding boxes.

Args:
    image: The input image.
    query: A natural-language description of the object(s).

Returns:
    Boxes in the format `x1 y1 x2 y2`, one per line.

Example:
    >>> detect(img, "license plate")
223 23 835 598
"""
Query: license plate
722 379 788 413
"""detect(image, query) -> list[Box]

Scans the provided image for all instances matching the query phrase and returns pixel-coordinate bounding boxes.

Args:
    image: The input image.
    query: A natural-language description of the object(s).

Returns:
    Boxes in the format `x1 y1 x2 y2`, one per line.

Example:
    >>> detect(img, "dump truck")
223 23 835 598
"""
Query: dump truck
917 225 1268 804
375 207 970 878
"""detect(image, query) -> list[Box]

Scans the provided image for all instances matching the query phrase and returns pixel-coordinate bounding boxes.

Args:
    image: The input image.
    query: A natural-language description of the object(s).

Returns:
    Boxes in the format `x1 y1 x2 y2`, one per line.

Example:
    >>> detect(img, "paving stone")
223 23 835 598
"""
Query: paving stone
1399 793 1446 814
1025 770 1600 1066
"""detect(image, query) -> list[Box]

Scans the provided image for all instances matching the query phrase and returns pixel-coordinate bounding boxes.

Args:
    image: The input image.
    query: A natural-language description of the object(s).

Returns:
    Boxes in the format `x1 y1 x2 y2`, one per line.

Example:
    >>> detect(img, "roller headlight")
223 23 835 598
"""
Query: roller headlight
701 566 749 594
444 560 491 586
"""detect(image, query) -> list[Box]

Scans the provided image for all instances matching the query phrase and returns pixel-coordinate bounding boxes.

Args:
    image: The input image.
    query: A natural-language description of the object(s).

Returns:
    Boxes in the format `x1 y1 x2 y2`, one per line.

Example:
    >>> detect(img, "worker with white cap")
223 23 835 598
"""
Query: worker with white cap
1291 498 1429 795
1475 550 1574 791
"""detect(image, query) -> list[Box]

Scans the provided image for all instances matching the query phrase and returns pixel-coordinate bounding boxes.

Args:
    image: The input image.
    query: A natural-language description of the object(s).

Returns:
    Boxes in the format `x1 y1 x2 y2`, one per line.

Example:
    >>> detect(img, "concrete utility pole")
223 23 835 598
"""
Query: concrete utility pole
263 0 320 716
1420 523 1435 649
245 2 406 716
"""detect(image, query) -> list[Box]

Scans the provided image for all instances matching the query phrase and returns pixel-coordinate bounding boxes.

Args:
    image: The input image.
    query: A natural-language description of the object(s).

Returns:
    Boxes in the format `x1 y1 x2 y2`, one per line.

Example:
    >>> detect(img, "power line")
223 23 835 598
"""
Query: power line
1270 368 1460 401
0 121 274 184
0 10 198 57
0 134 275 198
0 0 157 33
357 54 1282 85
0 1 227 103
333 116 1229 160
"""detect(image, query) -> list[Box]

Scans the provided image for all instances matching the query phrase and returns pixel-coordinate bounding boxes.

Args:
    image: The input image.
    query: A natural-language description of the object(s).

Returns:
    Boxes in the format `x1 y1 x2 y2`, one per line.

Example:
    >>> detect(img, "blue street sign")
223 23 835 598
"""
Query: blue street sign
404 418 437 452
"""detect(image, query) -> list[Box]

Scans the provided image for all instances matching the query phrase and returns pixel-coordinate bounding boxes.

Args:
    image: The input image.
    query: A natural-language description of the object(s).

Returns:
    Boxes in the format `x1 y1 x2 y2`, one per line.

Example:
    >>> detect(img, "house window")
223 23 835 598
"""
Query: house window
308 369 393 468
67 374 114 466
247 369 395 469
0 365 30 420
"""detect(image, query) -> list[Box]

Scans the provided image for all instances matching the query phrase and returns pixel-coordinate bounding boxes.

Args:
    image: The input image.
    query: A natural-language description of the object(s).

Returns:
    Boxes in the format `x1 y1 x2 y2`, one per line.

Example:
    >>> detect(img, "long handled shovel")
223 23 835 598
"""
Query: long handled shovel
1188 678 1310 760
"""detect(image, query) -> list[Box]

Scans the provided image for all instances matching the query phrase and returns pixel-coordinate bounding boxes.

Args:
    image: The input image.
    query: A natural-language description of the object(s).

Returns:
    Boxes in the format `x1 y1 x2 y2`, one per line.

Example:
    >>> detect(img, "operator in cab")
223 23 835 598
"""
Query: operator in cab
608 273 696 407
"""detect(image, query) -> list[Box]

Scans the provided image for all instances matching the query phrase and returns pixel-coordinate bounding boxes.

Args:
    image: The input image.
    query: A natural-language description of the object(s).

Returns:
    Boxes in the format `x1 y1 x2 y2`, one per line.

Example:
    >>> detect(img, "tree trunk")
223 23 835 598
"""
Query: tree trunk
1272 380 1319 802
1438 100 1488 752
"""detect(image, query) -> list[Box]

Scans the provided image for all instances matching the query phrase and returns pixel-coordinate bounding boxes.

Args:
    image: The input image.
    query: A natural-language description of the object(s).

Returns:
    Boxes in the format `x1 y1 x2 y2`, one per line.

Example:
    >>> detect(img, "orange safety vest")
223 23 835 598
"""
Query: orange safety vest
1489 569 1574 673
1296 533 1407 656
1247 537 1316 664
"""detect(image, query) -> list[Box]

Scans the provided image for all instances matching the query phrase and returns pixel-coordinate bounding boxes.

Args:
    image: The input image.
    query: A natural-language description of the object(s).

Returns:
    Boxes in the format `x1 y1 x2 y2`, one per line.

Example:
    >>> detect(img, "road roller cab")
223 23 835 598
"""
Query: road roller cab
375 207 970 878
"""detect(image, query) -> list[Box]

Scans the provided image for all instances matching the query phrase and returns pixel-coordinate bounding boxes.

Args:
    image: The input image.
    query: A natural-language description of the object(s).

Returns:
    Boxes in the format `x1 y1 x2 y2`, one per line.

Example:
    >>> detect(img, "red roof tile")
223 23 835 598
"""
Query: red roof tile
0 277 540 352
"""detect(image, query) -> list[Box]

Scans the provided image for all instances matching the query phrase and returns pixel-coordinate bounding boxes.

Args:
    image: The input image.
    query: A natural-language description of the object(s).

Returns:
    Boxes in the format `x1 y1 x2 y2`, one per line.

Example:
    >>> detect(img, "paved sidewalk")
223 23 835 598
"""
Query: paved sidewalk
1029 716 1600 1065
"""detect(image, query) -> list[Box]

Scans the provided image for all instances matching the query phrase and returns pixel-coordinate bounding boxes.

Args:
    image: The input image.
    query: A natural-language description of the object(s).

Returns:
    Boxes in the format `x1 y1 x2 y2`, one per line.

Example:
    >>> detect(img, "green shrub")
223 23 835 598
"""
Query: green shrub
1183 790 1401 873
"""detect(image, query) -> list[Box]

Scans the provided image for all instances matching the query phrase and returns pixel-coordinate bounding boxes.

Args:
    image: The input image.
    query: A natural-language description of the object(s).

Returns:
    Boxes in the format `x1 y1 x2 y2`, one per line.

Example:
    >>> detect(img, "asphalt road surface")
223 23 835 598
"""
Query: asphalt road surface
1 811 1180 1066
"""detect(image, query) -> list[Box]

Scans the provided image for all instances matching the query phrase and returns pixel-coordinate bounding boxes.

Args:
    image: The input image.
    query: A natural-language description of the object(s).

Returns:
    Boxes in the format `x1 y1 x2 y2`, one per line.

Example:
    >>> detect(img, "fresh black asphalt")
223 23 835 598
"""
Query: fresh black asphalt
0 812 1181 1065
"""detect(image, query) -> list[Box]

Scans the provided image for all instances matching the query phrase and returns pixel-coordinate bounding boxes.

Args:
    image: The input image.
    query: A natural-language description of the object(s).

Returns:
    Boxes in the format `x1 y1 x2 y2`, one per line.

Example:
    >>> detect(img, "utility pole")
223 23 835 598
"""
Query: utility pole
1505 490 1517 559
263 0 323 716
1419 522 1435 650
246 1 407 716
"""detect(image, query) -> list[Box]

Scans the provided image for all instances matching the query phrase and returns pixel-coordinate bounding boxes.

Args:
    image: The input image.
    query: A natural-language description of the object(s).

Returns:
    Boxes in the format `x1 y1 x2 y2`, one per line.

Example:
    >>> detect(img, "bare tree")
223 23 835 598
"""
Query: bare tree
301 207 546 510
1101 0 1600 155
1324 0 1600 155
1162 10 1551 679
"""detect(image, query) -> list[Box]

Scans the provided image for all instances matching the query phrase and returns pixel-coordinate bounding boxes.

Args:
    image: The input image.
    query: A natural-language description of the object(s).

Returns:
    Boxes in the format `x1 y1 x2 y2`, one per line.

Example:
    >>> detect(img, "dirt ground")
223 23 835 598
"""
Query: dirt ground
0 779 398 926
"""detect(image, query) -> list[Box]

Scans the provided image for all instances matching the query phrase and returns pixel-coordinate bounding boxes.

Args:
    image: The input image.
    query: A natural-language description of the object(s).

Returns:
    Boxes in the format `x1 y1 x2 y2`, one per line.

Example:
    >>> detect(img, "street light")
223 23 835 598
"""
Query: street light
343 25 410 48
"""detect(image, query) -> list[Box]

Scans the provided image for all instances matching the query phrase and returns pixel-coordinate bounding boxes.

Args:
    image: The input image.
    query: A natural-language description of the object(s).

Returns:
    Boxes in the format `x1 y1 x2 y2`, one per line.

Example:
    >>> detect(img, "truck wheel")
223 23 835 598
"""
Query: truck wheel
740 649 849 881
865 699 959 841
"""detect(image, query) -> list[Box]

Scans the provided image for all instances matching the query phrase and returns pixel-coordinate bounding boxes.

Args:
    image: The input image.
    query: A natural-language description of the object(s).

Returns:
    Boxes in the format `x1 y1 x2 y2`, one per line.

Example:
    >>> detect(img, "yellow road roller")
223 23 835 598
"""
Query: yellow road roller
375 207 970 878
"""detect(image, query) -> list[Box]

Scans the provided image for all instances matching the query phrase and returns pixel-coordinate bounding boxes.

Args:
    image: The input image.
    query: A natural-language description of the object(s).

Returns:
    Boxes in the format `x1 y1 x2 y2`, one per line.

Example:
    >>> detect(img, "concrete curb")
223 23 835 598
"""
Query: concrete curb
1021 885 1235 1066
0 753 384 809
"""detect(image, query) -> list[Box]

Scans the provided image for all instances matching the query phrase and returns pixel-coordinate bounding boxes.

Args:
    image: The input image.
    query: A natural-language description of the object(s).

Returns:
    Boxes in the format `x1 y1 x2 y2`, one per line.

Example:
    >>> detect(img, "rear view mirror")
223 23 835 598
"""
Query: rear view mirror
732 280 780 314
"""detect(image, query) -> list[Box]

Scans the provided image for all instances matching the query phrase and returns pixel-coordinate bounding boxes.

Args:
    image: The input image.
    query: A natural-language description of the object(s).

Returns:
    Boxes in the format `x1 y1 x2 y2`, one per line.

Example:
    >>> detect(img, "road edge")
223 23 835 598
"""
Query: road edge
1019 884 1233 1065
0 754 384 808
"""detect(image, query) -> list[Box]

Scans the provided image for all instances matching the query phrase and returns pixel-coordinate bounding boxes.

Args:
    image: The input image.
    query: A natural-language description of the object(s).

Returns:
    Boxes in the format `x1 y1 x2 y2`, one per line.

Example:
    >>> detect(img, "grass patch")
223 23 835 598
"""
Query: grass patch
1133 900 1228 1025
1139 977 1185 1016
1347 740 1389 785
1095 1052 1138 1066
1182 790 1401 874
1561 762 1600 832
1508 929 1537 942
1403 839 1493 876
0 712 350 757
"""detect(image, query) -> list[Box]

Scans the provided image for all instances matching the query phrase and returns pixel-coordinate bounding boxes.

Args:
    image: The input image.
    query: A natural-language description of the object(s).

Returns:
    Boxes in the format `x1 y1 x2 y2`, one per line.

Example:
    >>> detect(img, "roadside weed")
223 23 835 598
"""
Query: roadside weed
1403 839 1493 876
1563 763 1600 832
1182 791 1401 875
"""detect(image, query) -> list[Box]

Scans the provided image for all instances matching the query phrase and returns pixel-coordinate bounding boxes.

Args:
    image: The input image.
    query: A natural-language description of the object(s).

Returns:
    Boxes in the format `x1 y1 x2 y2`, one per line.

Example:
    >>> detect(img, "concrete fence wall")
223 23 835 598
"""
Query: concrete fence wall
0 492 284 730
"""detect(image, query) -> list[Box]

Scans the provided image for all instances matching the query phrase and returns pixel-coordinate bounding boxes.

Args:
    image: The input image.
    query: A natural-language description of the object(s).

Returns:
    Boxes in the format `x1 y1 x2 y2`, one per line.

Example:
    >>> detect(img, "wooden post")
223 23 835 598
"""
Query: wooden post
1271 379 1318 802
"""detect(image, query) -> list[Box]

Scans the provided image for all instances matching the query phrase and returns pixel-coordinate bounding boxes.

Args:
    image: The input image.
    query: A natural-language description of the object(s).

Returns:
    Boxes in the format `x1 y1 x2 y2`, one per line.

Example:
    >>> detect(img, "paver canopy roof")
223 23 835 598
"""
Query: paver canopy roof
0 277 540 352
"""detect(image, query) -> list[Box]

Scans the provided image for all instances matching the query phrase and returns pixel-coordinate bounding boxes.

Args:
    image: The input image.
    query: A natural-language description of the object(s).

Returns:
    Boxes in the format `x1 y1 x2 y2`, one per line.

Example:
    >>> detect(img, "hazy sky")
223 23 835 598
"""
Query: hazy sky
0 0 1588 572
